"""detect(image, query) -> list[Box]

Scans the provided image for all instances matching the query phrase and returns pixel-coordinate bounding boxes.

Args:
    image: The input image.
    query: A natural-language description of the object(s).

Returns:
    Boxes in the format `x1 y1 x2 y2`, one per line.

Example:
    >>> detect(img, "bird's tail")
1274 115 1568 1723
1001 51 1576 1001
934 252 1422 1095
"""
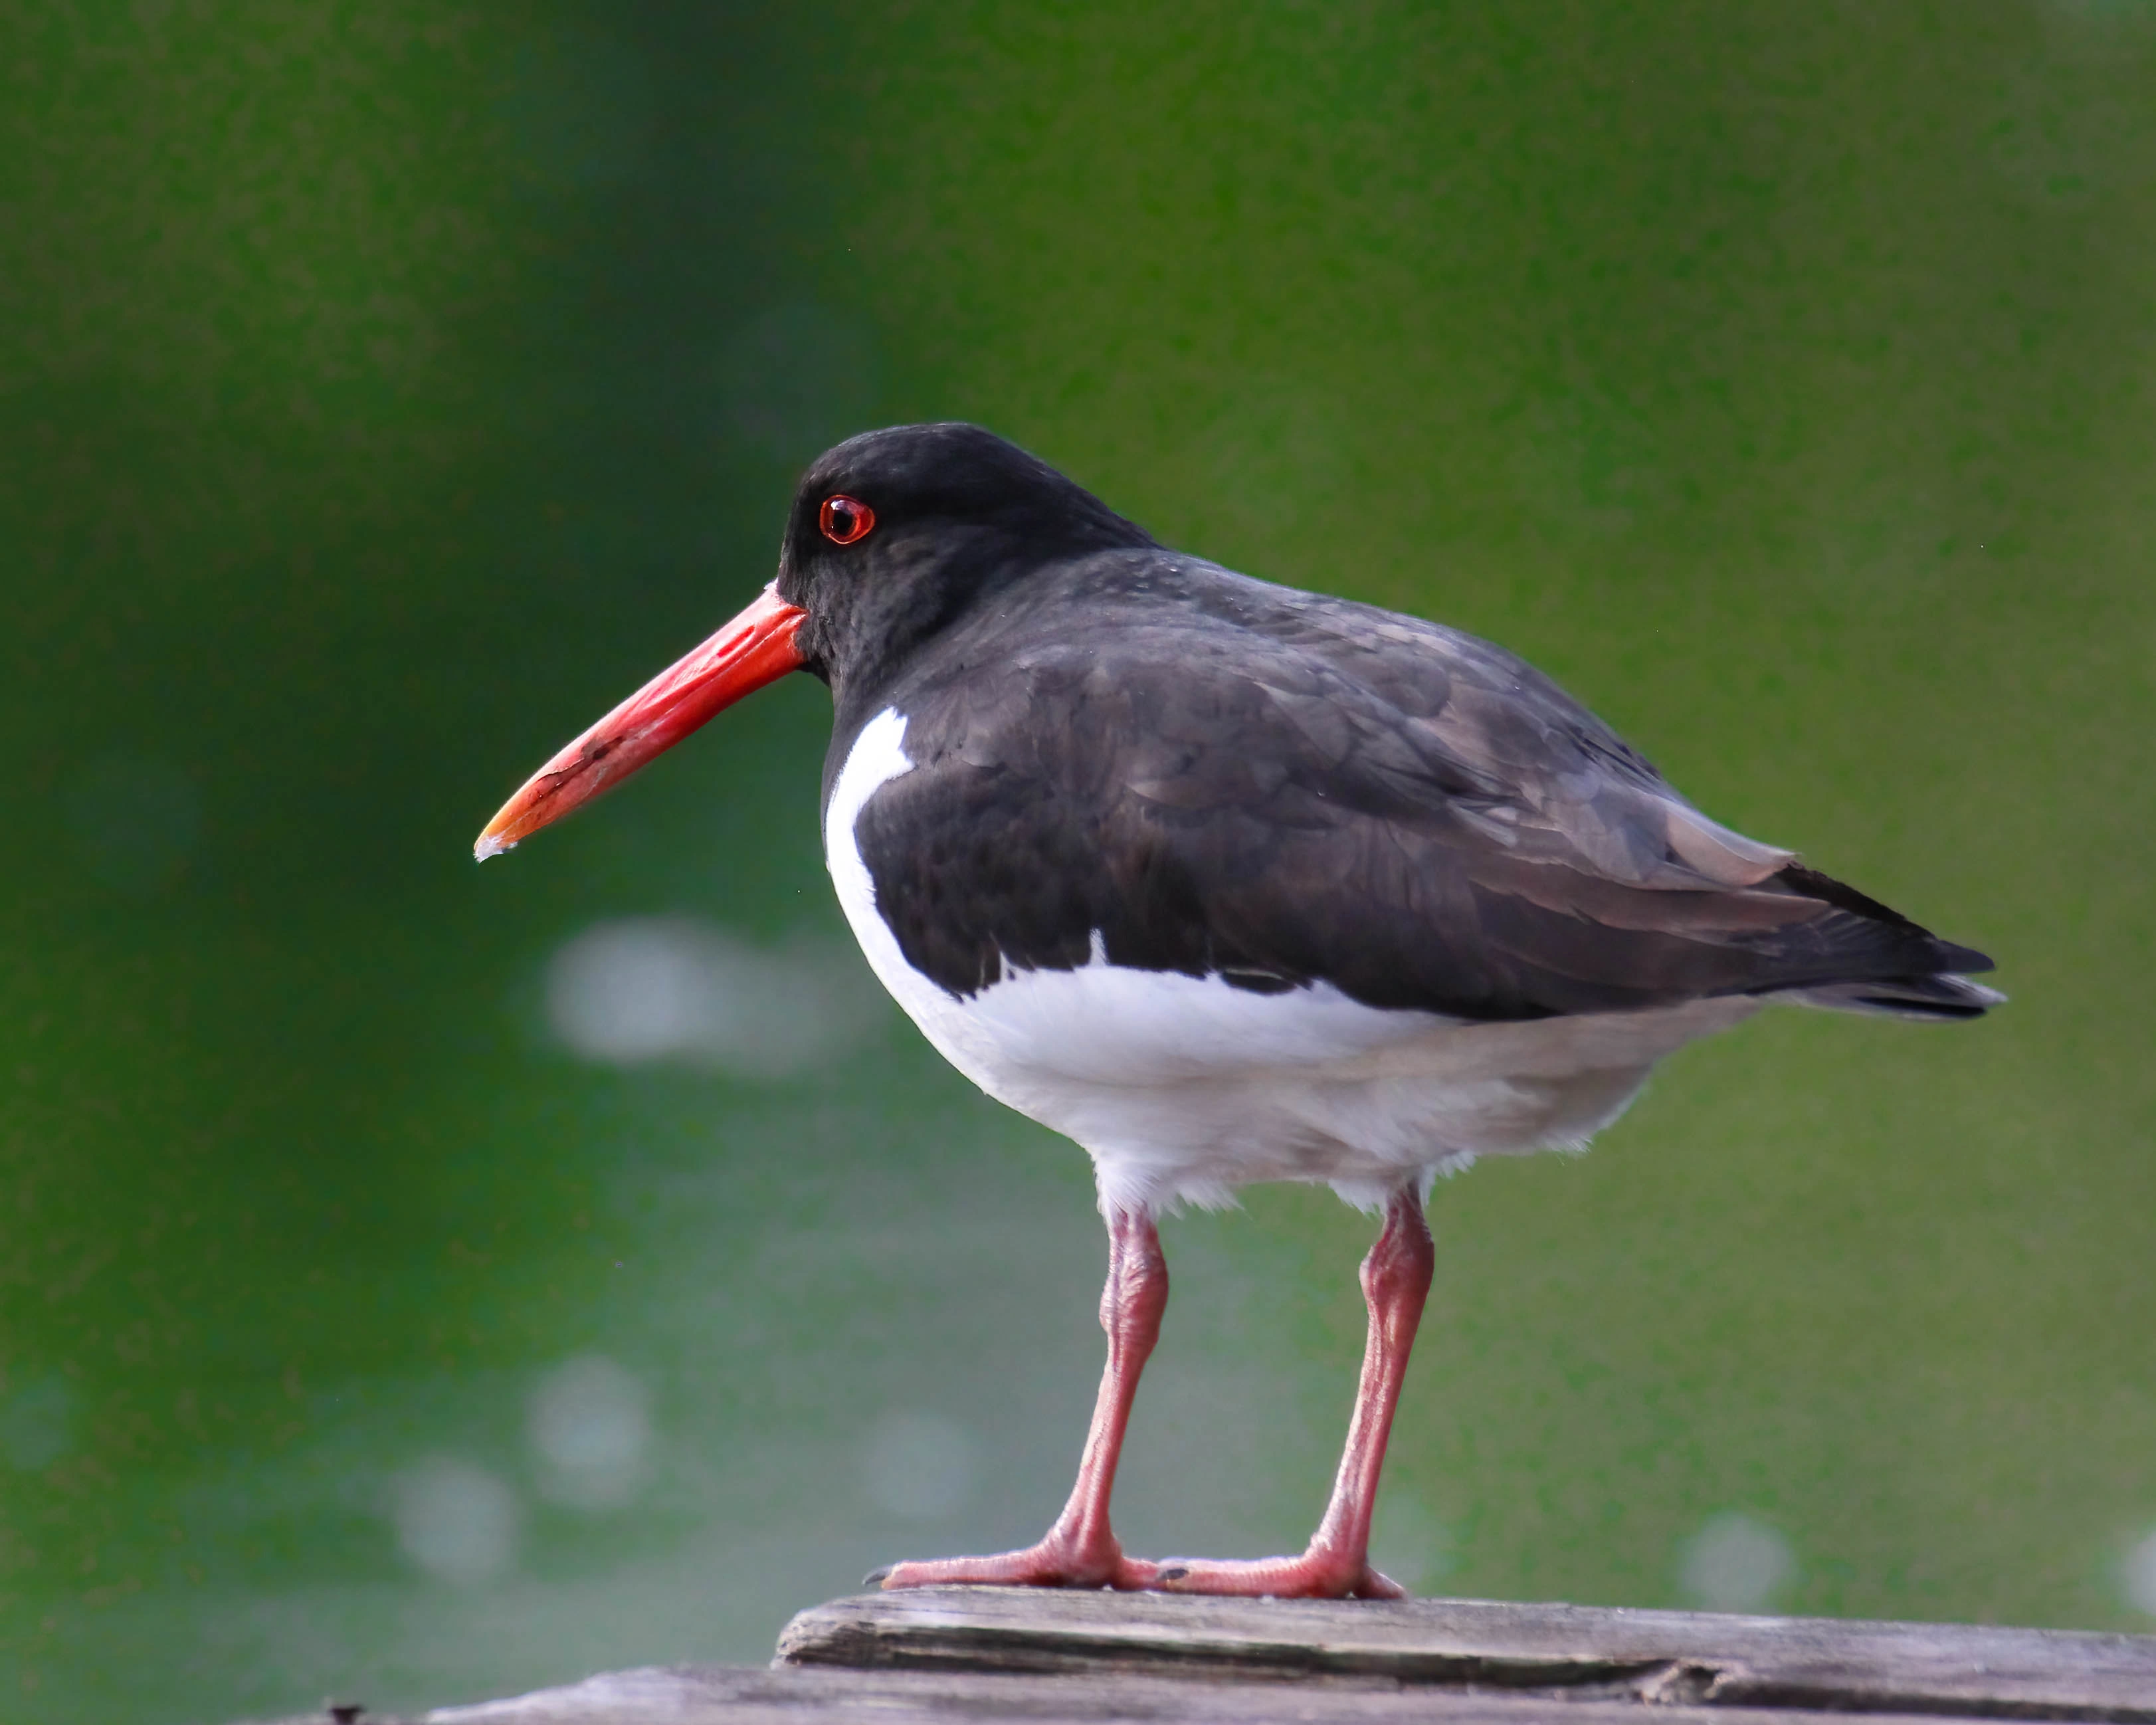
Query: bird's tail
1757 864 2004 1021
1780 972 2006 1021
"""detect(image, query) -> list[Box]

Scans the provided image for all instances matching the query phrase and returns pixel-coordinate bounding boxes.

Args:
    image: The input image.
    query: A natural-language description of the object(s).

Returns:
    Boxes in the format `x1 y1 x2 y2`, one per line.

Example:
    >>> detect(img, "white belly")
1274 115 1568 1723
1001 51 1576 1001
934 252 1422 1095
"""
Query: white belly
825 708 1757 1214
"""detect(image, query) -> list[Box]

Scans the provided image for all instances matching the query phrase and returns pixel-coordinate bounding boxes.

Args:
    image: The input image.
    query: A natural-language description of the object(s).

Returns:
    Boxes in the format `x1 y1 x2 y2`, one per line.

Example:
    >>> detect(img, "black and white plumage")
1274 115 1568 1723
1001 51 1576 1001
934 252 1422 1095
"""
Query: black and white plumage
790 425 1997 1213
477 419 2000 1598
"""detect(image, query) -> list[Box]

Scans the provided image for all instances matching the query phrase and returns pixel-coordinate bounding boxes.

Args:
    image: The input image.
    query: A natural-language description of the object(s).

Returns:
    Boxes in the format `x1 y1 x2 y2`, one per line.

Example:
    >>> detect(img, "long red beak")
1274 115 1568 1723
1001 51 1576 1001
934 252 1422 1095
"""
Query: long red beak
474 584 808 859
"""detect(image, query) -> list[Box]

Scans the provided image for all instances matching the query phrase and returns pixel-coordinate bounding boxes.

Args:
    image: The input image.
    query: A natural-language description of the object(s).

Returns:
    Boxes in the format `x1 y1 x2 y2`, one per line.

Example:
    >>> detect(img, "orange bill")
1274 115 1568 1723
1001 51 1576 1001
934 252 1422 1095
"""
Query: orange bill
474 584 807 859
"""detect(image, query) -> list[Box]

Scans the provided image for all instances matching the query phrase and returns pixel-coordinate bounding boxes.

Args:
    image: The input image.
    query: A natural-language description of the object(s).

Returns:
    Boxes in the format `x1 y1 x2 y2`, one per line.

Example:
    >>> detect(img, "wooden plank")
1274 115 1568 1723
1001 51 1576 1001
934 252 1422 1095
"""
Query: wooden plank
237 1660 2086 1725
776 1587 2156 1721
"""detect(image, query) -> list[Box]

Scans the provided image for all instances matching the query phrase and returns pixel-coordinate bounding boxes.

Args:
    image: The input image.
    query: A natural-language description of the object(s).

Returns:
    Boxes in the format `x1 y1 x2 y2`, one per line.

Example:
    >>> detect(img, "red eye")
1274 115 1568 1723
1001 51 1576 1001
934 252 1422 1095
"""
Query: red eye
819 494 874 546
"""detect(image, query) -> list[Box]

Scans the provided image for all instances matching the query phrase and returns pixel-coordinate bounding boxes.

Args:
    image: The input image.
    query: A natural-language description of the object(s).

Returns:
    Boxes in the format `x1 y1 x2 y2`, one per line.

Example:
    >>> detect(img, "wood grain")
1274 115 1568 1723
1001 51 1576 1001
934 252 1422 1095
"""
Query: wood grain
777 1588 2156 1720
233 1590 2156 1723
241 1660 2107 1725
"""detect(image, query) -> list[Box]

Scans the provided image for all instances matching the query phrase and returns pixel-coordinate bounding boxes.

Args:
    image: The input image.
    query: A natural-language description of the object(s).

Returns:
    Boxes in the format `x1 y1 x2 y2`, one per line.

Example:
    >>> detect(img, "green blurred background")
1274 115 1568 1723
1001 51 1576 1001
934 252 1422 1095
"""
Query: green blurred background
5 3 2154 1719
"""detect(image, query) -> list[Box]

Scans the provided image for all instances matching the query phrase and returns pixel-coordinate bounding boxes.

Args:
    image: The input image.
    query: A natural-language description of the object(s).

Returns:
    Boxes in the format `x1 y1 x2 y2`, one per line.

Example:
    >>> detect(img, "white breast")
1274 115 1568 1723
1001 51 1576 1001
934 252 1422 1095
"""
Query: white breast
824 708 1757 1214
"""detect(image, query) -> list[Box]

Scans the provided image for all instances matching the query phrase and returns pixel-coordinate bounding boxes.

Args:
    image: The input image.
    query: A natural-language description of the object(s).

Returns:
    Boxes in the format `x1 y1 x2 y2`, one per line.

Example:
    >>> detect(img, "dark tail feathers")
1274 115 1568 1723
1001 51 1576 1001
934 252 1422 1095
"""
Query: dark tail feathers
1765 864 2003 1021
1782 973 2005 1021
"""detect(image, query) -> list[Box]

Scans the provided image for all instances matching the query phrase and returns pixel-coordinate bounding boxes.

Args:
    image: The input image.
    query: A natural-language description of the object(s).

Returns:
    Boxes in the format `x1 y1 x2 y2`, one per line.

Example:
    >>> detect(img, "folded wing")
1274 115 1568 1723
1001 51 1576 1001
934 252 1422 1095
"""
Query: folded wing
859 570 1998 1022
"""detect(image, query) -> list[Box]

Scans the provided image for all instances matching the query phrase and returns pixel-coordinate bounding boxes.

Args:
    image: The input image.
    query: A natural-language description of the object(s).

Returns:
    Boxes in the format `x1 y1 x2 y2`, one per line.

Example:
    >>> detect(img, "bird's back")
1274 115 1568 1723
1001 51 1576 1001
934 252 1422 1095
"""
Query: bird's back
845 550 1998 1025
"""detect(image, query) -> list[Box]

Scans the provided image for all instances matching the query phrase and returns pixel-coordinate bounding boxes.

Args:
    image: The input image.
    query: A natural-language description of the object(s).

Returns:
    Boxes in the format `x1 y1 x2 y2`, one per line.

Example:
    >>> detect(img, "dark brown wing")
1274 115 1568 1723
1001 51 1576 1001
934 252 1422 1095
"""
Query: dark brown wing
851 557 1996 1019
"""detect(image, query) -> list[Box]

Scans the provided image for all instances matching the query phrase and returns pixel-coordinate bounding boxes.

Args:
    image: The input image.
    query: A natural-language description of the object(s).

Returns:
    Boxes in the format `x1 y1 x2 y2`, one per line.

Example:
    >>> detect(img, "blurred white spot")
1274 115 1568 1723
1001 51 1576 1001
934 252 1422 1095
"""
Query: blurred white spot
0 1377 74 1471
1368 1490 1453 1593
528 1354 651 1508
390 1456 520 1584
862 1410 977 1521
62 753 203 895
545 918 880 1077
1678 1511 1795 1612
2123 1526 2156 1617
720 304 880 463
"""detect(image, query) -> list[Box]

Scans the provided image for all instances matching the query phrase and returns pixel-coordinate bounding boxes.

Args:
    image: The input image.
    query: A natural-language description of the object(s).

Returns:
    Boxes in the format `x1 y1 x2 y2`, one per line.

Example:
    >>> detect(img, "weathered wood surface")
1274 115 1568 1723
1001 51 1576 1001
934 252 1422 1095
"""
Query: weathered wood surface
778 1587 2156 1720
235 1589 2156 1725
237 1661 2123 1725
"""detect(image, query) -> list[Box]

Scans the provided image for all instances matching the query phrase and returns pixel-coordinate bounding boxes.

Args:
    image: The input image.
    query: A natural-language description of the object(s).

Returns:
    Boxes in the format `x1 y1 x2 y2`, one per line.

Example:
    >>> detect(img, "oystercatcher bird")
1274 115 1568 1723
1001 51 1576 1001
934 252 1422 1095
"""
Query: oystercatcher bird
476 422 2000 1599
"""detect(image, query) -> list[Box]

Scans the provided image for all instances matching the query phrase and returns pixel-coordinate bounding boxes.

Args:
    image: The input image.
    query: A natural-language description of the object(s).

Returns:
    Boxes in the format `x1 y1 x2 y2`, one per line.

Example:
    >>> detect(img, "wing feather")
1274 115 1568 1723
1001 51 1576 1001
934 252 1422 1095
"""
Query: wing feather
853 562 1992 1019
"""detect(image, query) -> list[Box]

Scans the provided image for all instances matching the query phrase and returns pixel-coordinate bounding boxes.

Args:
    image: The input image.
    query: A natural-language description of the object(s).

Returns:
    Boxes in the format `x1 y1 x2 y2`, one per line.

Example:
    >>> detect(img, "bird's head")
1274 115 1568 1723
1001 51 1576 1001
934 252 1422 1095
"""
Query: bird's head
473 422 1146 859
778 422 1147 693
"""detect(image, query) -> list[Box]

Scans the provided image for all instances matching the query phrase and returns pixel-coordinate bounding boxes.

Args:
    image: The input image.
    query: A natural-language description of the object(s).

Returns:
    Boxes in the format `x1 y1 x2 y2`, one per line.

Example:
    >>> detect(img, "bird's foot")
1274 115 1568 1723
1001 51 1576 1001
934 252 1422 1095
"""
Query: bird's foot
871 1534 1157 1591
1150 1550 1405 1599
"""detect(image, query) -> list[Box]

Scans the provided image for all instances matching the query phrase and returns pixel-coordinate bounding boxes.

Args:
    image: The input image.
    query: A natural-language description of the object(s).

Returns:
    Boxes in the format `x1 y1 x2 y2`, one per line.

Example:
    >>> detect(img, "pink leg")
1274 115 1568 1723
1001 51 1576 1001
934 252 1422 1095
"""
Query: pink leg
1154 1183 1434 1599
877 1207 1165 1590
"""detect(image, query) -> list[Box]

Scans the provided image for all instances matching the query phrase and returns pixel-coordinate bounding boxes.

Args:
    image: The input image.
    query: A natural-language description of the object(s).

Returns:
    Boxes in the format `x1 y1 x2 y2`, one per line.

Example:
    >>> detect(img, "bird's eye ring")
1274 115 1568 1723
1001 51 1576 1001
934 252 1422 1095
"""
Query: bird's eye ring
819 495 874 546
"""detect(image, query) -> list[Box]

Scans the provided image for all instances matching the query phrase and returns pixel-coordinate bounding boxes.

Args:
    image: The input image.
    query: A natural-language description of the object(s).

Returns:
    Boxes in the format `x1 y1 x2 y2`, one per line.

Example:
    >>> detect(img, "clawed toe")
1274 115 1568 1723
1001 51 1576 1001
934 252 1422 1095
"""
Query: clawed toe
876 1542 1157 1591
1352 1564 1407 1600
1149 1552 1402 1599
